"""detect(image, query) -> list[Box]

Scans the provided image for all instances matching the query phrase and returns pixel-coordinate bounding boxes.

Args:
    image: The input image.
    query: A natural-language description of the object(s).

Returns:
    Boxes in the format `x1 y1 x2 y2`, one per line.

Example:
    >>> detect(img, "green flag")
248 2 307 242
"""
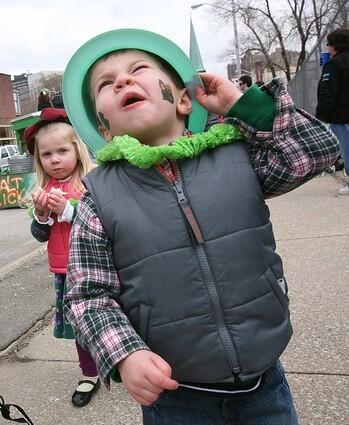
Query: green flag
190 16 205 72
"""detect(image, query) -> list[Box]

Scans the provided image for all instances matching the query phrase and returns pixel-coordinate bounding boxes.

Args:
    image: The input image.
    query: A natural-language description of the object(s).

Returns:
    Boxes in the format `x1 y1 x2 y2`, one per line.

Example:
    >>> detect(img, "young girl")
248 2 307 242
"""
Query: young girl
24 108 100 408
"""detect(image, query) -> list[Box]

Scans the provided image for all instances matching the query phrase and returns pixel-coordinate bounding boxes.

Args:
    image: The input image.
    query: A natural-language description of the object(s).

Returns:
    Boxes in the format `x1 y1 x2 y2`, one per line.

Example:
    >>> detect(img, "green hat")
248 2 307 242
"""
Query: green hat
62 28 208 153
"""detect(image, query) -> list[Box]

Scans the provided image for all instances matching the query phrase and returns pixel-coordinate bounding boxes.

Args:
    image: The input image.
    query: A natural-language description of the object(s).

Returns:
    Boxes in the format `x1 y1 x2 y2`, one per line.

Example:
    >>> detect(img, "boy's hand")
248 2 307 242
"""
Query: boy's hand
47 192 67 216
118 350 179 406
196 72 242 116
32 189 50 221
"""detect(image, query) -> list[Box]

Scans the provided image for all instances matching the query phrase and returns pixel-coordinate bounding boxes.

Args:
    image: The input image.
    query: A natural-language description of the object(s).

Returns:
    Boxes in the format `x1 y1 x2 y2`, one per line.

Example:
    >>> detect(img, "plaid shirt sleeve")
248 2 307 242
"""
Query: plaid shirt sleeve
64 193 149 386
226 78 340 198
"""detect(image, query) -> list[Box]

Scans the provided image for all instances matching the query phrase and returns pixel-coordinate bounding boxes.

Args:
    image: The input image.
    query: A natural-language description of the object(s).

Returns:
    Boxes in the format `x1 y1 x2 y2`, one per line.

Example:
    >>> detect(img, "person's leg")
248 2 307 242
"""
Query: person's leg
142 361 297 425
75 340 98 377
53 273 65 338
142 388 224 425
224 361 298 425
330 124 349 185
72 340 100 407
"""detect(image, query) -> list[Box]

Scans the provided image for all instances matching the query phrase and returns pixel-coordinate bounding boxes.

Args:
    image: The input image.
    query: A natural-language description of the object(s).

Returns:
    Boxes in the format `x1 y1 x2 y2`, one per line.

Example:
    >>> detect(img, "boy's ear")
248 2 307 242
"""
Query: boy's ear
176 88 192 117
98 124 112 142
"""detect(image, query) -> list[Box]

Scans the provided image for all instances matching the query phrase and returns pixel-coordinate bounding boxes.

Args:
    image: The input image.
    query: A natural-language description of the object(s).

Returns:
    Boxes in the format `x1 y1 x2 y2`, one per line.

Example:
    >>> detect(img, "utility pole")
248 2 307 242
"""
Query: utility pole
231 1 241 77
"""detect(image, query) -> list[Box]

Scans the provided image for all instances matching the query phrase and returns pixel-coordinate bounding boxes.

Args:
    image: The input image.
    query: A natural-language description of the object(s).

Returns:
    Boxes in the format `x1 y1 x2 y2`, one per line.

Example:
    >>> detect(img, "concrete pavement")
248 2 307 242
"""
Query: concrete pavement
0 207 53 351
0 173 348 424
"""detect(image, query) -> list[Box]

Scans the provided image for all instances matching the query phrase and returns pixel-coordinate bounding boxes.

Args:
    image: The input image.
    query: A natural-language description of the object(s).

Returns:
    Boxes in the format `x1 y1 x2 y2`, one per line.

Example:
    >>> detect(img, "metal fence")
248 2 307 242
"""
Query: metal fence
287 5 347 115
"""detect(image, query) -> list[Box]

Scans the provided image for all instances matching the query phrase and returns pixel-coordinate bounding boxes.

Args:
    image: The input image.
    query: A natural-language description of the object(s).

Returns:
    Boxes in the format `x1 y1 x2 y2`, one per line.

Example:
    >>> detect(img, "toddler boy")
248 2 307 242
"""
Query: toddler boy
63 29 339 424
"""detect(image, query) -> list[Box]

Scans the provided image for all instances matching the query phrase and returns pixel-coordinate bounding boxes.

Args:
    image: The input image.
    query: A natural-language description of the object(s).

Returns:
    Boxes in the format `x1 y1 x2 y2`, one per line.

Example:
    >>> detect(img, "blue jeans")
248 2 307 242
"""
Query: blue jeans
142 361 298 425
330 124 349 176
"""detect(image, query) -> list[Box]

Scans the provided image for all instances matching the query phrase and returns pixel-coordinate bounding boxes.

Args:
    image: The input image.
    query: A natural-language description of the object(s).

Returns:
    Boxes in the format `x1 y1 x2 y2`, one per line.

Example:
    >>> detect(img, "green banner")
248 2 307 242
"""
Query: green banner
0 173 36 209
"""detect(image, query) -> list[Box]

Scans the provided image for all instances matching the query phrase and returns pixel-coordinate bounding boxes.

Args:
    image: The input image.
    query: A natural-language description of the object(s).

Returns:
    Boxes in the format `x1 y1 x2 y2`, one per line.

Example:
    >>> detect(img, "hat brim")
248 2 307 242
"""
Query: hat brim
62 29 208 153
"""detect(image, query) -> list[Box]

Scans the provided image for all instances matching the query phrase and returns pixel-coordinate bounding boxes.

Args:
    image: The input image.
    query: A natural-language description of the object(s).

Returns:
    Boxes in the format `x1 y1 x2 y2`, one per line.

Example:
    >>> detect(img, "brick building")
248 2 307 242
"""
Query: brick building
12 73 32 115
0 73 16 125
0 73 16 144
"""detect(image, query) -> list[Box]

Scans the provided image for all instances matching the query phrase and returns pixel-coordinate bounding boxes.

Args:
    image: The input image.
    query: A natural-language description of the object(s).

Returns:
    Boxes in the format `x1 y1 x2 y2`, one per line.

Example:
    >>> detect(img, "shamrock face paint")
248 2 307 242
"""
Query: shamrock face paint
159 79 174 104
98 111 111 130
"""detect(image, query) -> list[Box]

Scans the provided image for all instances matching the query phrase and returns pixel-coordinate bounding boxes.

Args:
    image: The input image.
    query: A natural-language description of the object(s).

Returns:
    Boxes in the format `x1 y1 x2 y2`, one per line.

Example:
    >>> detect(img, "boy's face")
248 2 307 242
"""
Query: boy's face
89 50 192 145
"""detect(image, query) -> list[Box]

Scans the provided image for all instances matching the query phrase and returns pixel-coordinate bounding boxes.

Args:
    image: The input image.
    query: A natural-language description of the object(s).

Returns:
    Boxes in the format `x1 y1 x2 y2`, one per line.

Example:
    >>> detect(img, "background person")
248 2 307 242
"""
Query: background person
37 88 52 111
316 28 349 194
238 74 252 92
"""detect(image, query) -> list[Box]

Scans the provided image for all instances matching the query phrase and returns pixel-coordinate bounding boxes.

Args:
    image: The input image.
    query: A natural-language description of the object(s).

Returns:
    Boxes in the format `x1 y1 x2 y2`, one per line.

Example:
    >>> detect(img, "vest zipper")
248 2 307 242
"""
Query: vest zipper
195 243 241 374
156 162 241 373
173 178 204 244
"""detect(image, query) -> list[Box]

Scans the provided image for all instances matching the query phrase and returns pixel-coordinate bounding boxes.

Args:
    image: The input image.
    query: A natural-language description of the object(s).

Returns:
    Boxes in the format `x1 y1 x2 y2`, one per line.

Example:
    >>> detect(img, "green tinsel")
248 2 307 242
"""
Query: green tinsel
96 123 244 169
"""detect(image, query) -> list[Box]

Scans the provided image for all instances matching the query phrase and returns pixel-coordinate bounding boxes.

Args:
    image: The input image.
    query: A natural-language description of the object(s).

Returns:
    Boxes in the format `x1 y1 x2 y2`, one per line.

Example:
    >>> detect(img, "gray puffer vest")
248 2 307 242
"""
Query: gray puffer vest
84 141 292 384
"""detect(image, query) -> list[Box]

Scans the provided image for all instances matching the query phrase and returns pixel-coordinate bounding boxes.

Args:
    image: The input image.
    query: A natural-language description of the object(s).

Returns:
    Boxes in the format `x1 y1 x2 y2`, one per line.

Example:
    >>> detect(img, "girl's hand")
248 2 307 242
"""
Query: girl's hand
196 72 242 116
47 192 67 216
32 189 50 221
118 350 179 406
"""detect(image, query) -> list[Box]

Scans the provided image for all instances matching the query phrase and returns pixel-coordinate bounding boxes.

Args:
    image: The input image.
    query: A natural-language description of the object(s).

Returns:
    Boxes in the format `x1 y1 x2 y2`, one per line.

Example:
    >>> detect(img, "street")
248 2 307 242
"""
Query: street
0 173 348 424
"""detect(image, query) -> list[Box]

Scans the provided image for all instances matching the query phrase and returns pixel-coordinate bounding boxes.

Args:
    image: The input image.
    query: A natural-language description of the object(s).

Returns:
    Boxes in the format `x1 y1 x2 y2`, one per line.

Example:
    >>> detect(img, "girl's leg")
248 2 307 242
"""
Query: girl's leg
75 340 98 377
72 341 100 407
53 273 65 338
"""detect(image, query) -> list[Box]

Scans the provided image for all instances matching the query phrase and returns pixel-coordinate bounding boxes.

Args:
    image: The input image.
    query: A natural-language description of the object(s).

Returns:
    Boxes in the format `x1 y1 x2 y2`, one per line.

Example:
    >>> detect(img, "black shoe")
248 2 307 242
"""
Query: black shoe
71 378 100 407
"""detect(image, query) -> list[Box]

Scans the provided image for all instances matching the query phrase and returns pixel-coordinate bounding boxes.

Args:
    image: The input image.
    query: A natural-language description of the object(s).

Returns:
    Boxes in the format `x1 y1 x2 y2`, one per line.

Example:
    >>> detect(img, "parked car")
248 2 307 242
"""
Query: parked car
0 145 19 171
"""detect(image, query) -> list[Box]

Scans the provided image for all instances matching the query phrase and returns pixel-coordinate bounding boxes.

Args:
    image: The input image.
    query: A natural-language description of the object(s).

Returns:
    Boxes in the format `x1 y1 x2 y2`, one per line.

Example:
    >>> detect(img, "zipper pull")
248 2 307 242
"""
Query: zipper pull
174 179 186 204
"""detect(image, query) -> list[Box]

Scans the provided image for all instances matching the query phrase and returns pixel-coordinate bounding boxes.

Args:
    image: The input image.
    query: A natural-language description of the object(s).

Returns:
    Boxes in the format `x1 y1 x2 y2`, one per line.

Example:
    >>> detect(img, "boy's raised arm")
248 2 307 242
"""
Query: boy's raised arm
228 79 339 197
196 74 339 198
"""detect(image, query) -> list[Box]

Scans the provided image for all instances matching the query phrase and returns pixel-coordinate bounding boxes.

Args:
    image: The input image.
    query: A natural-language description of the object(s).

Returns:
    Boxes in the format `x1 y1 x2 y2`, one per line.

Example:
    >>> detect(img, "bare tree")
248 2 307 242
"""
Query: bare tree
210 0 347 81
286 0 333 72
37 73 62 94
238 9 278 77
333 0 349 27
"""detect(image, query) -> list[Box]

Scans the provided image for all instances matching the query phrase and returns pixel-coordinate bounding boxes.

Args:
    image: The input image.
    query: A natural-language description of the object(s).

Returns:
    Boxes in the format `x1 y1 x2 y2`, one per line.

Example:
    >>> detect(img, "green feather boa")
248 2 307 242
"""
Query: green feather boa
96 123 244 169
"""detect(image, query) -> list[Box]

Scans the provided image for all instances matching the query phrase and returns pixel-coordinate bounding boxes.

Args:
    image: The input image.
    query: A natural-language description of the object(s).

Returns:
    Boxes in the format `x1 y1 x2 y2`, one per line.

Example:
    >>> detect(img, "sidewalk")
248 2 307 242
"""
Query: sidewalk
0 173 348 425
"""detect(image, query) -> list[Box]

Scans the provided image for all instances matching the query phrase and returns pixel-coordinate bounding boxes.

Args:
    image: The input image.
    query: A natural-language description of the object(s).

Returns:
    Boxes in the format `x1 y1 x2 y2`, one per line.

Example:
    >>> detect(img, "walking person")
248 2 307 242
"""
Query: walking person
63 29 339 424
24 108 100 407
316 28 349 194
37 88 52 111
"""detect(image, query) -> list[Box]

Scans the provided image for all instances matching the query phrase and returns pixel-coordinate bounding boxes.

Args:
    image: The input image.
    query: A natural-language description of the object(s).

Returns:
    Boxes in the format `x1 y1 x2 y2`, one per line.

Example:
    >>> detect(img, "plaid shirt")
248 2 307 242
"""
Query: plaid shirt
64 79 339 385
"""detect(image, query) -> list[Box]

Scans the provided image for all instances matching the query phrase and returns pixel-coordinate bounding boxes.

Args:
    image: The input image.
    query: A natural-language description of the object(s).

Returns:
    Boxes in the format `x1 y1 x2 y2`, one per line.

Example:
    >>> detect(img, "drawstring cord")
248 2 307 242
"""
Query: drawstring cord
0 396 34 424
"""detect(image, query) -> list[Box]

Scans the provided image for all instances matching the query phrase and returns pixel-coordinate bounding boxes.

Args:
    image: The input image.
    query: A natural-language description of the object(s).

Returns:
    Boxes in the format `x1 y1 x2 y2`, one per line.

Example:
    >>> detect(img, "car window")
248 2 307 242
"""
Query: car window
1 150 9 158
8 146 14 155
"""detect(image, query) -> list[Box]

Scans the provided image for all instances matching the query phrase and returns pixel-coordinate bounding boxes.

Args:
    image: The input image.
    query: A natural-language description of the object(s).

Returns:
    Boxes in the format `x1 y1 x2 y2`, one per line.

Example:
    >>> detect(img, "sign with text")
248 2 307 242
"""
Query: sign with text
0 173 36 209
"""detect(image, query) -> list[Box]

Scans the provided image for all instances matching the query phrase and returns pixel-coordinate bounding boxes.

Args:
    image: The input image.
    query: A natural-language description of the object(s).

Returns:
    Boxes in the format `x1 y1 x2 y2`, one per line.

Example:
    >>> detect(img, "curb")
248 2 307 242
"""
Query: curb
0 308 55 358
0 244 47 281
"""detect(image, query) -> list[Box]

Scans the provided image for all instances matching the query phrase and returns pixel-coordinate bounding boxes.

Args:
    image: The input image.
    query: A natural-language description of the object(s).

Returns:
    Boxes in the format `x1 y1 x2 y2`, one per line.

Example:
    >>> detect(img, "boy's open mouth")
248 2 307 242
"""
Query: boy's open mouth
120 92 145 108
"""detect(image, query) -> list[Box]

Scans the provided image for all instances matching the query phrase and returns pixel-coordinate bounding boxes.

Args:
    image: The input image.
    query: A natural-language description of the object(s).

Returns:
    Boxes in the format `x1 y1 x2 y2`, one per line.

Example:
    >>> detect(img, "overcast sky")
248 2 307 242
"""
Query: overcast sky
1 0 234 78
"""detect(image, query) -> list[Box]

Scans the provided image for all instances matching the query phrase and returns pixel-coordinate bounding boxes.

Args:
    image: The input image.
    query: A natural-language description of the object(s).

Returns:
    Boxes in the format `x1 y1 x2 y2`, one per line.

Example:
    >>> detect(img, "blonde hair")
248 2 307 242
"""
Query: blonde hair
33 122 93 194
